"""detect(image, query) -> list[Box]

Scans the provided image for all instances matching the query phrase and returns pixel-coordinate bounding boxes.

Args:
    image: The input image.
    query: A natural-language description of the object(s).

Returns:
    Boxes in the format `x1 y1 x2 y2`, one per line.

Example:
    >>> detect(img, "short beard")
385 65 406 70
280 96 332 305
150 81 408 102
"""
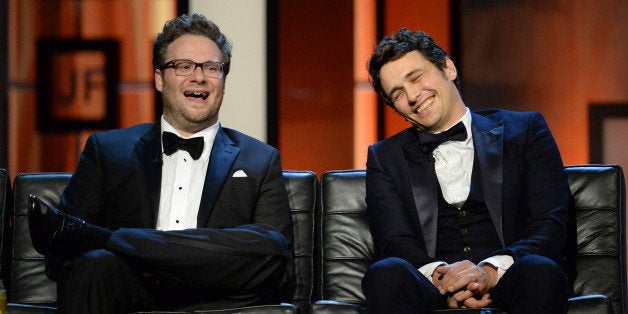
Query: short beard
162 99 219 134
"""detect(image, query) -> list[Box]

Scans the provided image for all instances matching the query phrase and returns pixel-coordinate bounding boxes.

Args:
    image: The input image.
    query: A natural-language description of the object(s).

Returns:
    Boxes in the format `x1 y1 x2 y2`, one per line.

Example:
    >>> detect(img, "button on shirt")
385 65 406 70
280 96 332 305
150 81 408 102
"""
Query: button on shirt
156 117 219 231
418 108 513 283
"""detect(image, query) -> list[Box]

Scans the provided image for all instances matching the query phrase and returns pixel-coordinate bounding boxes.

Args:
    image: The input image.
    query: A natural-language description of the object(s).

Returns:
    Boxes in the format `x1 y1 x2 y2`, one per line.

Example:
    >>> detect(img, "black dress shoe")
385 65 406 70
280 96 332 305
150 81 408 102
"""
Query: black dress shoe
27 194 96 260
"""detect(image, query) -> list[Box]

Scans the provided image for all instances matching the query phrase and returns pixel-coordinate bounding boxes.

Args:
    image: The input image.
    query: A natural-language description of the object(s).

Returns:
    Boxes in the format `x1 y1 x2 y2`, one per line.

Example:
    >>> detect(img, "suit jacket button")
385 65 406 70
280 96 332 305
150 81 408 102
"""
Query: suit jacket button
463 246 471 253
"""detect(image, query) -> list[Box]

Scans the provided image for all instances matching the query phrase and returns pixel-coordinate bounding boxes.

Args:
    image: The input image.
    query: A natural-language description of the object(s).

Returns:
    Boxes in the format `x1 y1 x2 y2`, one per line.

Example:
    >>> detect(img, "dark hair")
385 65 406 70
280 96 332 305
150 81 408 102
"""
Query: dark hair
367 28 460 107
152 13 232 76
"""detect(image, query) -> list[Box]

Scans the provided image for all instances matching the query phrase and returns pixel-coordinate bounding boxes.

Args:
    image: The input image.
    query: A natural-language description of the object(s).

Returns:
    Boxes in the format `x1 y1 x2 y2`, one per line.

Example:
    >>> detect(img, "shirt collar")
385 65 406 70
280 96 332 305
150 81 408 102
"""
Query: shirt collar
442 107 472 142
460 107 472 141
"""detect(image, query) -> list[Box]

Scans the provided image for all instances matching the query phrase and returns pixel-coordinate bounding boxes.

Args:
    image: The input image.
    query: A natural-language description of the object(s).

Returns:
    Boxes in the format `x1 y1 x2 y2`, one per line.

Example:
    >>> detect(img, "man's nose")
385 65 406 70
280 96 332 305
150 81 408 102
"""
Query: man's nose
190 65 207 82
406 87 420 105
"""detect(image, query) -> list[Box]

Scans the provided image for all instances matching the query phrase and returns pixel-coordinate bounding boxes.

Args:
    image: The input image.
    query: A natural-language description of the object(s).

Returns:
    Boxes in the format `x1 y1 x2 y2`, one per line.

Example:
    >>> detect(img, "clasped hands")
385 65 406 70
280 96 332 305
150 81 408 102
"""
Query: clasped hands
431 260 498 309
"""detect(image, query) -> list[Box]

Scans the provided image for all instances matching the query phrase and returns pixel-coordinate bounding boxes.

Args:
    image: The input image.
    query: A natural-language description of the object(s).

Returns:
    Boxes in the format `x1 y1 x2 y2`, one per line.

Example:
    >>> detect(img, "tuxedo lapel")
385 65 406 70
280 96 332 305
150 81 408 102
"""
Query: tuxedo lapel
135 123 163 227
471 113 505 246
197 126 240 227
401 139 440 258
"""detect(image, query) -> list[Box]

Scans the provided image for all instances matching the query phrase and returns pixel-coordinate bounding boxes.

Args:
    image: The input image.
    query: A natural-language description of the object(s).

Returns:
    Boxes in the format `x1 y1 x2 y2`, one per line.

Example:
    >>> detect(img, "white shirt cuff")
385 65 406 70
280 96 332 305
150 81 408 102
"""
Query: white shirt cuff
479 255 514 282
419 261 447 282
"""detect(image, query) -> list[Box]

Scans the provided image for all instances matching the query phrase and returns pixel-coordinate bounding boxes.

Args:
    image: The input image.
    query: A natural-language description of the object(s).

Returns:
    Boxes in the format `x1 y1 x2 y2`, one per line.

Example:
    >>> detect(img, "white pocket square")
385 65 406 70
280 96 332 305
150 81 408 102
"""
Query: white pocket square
232 170 247 177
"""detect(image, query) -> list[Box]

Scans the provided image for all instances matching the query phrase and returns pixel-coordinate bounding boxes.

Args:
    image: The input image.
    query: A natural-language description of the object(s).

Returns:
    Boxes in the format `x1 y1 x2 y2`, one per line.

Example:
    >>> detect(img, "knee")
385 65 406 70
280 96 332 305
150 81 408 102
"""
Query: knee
495 255 570 312
363 257 417 287
517 255 565 279
512 255 568 292
72 249 126 277
267 229 290 261
362 257 439 310
58 249 128 293
246 224 291 261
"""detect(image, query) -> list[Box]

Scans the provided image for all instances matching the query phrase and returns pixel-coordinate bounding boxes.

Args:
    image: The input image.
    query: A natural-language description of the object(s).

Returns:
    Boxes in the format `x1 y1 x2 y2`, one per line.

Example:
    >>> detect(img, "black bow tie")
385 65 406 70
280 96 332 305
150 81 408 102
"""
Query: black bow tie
419 121 467 154
162 132 204 160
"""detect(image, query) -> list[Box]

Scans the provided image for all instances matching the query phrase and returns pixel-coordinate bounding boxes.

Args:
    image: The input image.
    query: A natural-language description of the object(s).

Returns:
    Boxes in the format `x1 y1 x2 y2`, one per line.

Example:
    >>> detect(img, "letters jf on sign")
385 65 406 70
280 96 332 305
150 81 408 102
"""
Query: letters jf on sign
37 39 119 132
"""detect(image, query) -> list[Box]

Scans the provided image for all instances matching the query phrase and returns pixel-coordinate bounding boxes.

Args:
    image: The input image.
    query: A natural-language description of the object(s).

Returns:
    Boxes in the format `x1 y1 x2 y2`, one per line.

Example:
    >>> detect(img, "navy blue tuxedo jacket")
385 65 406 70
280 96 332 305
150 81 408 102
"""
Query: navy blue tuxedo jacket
365 109 570 268
59 123 294 287
60 122 292 238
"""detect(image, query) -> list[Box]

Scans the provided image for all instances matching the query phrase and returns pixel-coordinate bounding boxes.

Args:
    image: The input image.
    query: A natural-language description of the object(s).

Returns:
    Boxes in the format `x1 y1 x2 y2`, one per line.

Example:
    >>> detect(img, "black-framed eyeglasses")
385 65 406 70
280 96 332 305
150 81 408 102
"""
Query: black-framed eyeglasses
161 59 224 79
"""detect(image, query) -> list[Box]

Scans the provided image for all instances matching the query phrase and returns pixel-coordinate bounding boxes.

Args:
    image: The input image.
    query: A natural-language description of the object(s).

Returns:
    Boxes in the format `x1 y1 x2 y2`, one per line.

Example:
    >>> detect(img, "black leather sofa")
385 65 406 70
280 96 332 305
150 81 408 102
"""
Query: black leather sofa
1 170 317 314
0 165 626 314
312 165 626 314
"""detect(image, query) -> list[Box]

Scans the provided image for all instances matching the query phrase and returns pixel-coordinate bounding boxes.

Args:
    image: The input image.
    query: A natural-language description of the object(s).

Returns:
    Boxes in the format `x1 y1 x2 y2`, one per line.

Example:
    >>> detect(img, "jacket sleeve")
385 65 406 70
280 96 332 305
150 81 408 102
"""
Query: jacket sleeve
494 111 569 264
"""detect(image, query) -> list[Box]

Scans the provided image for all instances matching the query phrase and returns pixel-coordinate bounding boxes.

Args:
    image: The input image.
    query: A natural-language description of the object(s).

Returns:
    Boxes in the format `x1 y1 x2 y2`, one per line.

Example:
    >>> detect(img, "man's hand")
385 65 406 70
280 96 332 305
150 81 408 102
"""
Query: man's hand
432 260 498 308
446 292 491 308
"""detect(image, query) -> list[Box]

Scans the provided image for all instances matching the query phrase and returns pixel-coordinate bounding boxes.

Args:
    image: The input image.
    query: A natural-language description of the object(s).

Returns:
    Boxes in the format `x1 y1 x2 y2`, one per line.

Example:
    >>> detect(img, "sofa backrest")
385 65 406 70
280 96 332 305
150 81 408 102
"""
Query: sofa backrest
7 171 317 310
565 165 626 314
11 172 72 304
316 165 627 313
282 170 318 311
317 170 373 305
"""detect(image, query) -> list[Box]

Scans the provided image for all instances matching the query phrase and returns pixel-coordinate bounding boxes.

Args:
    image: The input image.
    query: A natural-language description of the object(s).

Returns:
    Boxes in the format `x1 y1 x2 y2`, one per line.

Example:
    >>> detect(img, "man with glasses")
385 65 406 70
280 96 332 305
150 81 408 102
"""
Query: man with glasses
28 13 294 313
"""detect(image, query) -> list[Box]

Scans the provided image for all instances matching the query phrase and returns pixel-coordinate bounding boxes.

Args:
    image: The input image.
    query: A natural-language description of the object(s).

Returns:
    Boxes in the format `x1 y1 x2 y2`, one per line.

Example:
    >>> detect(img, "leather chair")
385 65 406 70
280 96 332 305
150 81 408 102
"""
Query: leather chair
312 165 627 314
5 170 317 314
566 165 627 314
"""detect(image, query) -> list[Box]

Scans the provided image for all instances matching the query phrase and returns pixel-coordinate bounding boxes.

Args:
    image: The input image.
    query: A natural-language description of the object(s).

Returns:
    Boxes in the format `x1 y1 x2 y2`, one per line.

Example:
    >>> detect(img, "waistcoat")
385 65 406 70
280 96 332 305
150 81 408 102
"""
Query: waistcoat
434 156 502 264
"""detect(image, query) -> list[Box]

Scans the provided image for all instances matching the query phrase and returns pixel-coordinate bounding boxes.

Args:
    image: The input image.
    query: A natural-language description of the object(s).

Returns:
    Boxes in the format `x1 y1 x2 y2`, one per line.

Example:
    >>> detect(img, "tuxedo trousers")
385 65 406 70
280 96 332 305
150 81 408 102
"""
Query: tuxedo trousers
362 255 569 314
56 224 290 314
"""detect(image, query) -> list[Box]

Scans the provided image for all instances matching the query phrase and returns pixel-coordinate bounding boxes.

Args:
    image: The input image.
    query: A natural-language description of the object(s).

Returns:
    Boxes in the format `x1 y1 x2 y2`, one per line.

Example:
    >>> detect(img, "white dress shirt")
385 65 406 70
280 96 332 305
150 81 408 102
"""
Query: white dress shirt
417 108 514 283
156 117 219 231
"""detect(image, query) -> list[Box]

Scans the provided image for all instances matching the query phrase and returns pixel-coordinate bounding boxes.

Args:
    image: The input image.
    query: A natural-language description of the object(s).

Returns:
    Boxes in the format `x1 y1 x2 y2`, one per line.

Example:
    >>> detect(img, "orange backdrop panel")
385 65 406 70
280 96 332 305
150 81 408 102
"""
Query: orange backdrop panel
381 0 452 139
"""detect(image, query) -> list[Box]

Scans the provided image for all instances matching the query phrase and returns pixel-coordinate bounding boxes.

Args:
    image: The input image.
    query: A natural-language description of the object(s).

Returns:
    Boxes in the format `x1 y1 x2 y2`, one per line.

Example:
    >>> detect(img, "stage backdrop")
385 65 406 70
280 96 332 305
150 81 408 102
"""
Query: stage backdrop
190 0 268 142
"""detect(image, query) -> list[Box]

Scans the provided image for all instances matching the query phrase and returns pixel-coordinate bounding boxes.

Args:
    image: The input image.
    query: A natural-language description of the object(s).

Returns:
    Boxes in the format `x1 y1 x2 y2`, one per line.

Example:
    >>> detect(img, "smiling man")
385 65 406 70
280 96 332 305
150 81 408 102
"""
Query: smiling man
361 29 570 314
27 13 294 313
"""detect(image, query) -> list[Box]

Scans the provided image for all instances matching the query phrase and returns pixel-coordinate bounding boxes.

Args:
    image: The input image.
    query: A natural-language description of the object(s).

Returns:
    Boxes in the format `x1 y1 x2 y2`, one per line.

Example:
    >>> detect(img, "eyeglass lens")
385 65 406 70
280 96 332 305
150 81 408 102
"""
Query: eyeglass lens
169 60 223 78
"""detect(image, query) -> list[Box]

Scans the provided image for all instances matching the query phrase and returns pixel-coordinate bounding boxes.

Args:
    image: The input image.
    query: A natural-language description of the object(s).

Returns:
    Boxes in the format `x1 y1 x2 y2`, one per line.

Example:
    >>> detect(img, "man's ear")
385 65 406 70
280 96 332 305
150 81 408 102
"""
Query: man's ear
154 69 163 92
444 58 457 81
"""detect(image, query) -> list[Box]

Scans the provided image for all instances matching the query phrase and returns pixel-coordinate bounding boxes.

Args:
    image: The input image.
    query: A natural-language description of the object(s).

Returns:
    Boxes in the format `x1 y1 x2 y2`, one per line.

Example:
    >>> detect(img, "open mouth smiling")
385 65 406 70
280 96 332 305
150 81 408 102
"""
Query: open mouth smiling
414 97 434 114
184 91 209 100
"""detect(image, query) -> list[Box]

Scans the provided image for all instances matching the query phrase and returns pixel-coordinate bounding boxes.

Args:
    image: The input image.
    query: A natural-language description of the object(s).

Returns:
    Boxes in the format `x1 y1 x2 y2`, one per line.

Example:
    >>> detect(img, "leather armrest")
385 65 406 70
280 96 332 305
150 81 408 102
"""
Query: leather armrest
567 294 613 314
311 300 363 314
7 303 57 314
